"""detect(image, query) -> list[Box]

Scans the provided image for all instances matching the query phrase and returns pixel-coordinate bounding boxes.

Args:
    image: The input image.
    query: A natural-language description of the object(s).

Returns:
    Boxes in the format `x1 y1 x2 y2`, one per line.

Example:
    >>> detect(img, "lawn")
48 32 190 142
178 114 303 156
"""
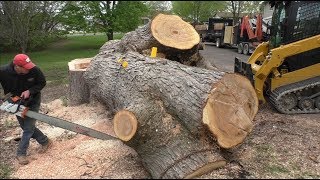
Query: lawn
0 33 124 83
0 33 124 179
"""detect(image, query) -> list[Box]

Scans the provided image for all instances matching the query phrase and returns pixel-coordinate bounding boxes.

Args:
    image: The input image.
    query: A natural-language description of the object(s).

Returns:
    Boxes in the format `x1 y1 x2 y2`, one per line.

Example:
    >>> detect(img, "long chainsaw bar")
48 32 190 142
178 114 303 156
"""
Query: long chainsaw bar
26 111 118 140
0 94 118 141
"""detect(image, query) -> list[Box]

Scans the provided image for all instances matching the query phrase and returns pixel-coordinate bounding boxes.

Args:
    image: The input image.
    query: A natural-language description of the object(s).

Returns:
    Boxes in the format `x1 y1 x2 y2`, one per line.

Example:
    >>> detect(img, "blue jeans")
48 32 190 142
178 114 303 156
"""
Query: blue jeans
16 101 48 156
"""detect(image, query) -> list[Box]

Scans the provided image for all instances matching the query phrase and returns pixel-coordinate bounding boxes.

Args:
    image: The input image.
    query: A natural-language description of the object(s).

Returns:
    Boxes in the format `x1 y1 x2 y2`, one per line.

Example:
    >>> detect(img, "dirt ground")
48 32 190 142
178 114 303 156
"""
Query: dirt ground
1 71 319 179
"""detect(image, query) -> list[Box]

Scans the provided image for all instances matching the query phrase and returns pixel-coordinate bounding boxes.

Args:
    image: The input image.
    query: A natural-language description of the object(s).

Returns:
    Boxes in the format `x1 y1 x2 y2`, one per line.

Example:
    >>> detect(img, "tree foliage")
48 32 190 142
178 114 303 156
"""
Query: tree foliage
113 1 149 33
172 1 227 24
0 1 65 53
144 1 172 19
58 1 88 33
225 1 264 24
59 1 148 41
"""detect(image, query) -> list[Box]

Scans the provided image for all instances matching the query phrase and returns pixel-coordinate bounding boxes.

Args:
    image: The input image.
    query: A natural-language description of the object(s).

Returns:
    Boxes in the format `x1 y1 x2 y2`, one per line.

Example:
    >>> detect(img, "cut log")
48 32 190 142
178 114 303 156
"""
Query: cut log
99 13 217 70
85 51 258 147
203 73 258 148
151 13 200 50
113 110 138 141
67 58 92 106
111 100 227 179
66 13 259 179
83 51 258 178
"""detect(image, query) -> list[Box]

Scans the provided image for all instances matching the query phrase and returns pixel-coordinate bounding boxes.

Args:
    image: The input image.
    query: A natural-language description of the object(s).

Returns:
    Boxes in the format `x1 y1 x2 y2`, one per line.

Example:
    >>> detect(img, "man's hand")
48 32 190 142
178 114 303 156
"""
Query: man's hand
20 90 30 99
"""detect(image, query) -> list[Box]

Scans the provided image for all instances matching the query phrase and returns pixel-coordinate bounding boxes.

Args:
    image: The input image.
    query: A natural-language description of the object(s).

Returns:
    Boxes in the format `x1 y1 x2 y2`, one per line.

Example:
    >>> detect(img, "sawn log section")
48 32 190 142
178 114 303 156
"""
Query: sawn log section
82 51 258 178
68 14 259 179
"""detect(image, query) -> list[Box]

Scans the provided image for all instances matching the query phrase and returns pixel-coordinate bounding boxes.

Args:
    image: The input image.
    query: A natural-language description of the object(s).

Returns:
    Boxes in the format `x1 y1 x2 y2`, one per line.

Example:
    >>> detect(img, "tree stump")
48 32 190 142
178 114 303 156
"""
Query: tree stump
67 14 259 179
68 58 92 106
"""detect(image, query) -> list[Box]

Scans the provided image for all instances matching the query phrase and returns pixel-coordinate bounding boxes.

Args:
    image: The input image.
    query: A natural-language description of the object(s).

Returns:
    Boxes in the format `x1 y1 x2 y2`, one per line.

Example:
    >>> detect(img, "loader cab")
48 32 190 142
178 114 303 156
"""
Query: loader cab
269 1 286 48
269 1 320 73
270 1 320 49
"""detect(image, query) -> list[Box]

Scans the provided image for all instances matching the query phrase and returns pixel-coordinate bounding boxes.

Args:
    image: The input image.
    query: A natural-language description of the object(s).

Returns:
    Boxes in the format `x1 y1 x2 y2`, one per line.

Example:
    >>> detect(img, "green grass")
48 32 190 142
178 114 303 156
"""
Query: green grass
299 171 320 179
0 163 12 179
0 33 124 83
266 164 290 175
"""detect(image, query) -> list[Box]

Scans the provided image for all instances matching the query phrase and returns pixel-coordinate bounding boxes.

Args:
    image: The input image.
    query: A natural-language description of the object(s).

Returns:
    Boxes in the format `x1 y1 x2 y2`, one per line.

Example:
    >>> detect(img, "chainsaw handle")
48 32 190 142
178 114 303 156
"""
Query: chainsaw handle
8 96 28 114
11 96 21 103
12 96 24 114
11 95 32 106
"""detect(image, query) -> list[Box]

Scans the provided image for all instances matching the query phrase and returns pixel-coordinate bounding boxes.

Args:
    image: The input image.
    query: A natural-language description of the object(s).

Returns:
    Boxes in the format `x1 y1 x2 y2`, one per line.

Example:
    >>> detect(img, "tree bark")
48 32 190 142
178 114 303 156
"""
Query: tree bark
85 51 258 147
83 50 258 178
68 13 259 179
99 13 217 70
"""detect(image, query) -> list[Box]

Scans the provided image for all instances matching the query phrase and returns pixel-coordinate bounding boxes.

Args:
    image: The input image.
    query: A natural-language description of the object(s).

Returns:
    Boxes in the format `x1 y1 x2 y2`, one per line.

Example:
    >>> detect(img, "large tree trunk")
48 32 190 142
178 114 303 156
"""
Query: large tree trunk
82 51 258 178
85 51 258 148
99 13 217 70
68 14 259 179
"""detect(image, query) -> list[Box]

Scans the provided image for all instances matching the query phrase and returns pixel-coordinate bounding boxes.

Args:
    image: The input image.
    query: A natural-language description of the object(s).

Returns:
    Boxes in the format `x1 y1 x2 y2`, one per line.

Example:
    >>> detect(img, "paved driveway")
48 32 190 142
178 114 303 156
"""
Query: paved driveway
199 42 250 72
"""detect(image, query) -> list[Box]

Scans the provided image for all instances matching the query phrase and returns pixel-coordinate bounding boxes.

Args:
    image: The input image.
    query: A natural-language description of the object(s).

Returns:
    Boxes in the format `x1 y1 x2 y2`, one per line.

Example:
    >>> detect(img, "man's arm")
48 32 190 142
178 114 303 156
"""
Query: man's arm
28 68 47 95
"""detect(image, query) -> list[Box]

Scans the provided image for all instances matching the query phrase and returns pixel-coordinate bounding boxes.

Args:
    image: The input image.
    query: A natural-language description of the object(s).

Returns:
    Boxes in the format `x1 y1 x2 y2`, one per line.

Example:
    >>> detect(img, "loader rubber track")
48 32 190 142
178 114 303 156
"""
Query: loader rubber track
269 76 320 114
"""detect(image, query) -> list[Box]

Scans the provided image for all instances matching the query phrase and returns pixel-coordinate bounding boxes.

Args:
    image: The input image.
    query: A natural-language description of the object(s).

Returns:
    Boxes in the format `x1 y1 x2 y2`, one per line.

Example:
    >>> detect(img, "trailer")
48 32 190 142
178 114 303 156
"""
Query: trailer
200 15 270 55
201 18 233 48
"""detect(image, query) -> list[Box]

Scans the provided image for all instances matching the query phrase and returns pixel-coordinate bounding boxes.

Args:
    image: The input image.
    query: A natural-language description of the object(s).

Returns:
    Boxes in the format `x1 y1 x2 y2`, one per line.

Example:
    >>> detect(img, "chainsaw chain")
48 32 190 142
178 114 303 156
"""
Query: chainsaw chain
269 76 320 114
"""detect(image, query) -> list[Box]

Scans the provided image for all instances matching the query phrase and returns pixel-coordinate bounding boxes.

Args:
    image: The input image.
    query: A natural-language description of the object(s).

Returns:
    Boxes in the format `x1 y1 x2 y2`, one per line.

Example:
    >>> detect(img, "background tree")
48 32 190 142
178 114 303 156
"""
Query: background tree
113 1 149 34
59 1 148 41
144 1 172 19
244 1 264 14
225 1 263 25
0 1 65 53
58 1 88 34
172 1 227 25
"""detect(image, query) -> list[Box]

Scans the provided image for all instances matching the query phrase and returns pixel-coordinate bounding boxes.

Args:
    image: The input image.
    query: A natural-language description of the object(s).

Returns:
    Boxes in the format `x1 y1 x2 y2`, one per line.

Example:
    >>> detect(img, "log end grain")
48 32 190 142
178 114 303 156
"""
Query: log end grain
203 73 259 149
113 110 138 141
68 58 92 71
151 13 200 50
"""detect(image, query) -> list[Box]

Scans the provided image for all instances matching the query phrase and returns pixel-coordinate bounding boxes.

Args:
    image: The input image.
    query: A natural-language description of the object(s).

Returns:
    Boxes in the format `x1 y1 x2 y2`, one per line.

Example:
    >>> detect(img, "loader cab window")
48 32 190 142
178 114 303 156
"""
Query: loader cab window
291 2 320 41
271 1 320 48
270 2 286 48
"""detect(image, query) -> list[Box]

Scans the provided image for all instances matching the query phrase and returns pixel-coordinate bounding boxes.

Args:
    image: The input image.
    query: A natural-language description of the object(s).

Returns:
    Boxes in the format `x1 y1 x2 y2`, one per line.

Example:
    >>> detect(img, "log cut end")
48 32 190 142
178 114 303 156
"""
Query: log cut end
203 73 259 149
113 110 138 141
68 58 92 71
151 13 200 50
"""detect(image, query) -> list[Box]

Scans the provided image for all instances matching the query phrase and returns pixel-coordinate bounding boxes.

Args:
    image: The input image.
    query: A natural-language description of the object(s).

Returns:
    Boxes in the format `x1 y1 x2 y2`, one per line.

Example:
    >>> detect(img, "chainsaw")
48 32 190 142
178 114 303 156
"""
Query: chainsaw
0 93 118 141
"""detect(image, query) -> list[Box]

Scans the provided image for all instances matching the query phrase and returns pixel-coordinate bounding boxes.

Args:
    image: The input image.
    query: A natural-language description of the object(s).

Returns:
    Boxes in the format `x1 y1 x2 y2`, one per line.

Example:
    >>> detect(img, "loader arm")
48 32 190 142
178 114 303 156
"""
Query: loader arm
244 34 320 103
235 1 320 114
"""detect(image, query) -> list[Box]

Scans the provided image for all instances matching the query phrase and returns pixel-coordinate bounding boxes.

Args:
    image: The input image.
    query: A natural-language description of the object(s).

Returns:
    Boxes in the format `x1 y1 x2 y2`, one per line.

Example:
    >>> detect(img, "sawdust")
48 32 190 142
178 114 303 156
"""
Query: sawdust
1 94 320 179
199 104 320 179
7 99 149 179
